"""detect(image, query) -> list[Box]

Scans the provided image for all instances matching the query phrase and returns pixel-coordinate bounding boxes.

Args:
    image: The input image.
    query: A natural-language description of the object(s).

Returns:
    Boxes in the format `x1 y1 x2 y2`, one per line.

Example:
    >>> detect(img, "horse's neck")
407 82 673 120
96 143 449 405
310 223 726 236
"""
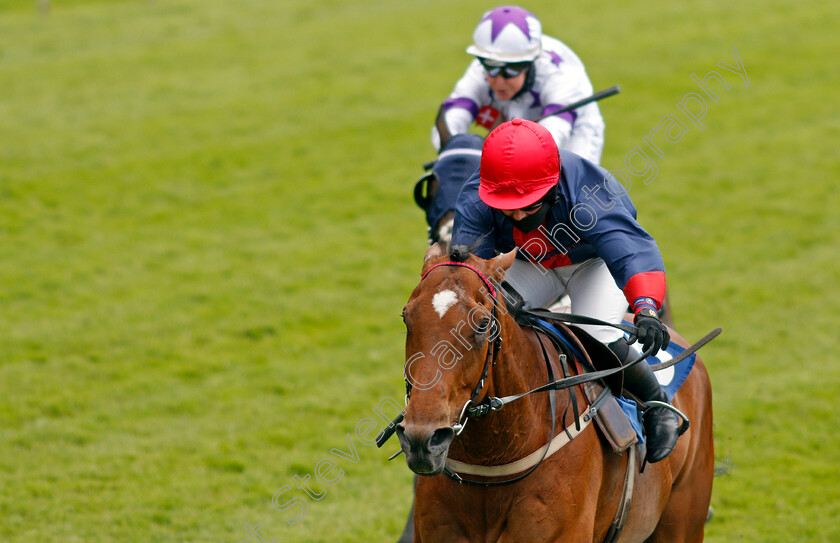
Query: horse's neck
492 319 547 400
450 317 570 464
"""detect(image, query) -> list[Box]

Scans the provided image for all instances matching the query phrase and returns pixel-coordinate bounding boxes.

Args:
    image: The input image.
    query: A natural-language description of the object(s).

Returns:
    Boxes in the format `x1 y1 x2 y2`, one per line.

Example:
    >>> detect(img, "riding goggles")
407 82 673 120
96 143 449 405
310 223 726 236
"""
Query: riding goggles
478 58 532 79
518 200 544 213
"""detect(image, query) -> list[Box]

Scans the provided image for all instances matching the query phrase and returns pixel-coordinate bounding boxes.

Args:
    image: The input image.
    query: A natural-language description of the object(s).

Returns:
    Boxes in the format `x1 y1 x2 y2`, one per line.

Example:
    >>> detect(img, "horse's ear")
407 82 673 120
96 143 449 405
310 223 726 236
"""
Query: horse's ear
488 249 517 282
422 243 445 273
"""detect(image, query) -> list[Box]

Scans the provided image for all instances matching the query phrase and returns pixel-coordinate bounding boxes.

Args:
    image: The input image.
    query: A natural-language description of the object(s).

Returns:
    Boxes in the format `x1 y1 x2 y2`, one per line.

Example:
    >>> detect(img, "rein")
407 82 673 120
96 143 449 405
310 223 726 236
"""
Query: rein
467 308 719 414
524 308 723 372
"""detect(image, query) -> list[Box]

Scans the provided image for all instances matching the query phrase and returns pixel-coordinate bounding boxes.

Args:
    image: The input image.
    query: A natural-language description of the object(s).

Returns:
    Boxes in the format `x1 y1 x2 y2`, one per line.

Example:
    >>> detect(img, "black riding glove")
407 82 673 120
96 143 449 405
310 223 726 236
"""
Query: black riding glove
633 308 670 356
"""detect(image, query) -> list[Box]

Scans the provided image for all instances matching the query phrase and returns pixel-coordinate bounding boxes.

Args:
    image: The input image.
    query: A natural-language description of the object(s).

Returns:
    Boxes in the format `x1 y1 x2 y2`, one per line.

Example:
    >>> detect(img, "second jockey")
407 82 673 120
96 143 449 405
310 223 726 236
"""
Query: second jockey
432 5 605 164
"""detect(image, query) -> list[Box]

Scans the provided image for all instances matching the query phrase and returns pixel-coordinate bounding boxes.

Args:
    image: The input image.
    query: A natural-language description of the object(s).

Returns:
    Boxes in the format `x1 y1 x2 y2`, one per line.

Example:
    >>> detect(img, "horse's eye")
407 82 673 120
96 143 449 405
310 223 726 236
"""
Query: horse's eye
401 309 407 322
478 317 492 333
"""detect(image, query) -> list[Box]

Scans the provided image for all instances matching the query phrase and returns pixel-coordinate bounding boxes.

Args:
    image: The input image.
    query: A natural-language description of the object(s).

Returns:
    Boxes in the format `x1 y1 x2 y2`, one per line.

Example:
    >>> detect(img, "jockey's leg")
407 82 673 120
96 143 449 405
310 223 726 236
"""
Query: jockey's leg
563 258 627 343
608 337 680 464
564 258 680 464
500 258 567 310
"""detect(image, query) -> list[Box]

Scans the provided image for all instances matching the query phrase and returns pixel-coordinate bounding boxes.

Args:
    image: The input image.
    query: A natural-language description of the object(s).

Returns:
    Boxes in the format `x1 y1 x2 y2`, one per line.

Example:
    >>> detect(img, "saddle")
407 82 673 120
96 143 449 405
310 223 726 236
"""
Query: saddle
526 317 639 454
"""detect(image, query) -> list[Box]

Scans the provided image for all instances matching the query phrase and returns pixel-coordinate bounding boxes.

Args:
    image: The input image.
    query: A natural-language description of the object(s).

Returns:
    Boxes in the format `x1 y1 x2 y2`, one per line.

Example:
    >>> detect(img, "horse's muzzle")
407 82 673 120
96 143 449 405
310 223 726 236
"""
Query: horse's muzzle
396 423 455 475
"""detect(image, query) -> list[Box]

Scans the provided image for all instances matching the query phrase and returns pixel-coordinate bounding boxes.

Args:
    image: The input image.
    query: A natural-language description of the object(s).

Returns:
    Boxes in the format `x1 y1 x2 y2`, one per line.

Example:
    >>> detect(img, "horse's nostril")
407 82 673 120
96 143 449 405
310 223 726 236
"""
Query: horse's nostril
429 427 455 449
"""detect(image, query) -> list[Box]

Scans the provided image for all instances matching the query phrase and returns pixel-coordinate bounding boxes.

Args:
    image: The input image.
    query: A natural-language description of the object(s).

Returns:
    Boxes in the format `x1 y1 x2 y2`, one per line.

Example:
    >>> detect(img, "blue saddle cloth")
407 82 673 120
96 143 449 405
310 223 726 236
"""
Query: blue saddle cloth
619 321 698 444
615 396 646 445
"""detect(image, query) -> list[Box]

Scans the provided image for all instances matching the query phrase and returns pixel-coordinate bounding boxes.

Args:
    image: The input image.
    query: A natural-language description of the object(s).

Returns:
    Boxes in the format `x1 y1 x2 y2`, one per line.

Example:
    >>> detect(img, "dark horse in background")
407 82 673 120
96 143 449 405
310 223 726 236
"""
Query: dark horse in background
394 245 713 542
413 131 483 246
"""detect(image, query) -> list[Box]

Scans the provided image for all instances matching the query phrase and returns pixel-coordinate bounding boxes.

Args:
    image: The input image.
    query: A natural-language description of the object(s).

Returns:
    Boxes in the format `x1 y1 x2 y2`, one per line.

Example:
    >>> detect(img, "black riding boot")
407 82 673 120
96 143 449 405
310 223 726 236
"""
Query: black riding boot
609 338 681 464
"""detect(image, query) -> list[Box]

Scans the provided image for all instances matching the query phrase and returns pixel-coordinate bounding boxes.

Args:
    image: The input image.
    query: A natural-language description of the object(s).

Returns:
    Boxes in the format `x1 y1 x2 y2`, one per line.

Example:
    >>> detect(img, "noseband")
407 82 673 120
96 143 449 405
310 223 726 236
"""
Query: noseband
407 261 503 435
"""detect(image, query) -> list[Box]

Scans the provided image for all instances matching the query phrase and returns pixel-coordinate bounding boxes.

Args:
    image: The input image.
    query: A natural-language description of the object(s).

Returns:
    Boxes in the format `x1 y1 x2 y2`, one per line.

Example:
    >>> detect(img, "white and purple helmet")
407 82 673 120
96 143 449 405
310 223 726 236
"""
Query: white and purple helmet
466 5 542 63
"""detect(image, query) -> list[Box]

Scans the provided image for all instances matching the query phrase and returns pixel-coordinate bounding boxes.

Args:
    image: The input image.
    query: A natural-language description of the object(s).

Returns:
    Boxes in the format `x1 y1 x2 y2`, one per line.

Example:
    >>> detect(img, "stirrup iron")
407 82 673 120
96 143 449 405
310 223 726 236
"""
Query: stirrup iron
643 400 690 435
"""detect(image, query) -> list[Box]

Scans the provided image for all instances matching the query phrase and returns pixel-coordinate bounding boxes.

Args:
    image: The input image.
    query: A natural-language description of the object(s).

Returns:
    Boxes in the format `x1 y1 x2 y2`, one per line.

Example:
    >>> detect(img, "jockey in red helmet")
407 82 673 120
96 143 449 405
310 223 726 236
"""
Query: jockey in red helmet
453 119 681 464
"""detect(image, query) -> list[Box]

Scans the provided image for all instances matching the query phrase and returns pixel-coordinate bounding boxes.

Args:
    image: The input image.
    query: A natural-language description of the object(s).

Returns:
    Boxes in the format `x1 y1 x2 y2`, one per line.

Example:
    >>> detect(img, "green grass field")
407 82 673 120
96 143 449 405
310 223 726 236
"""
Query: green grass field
1 0 838 541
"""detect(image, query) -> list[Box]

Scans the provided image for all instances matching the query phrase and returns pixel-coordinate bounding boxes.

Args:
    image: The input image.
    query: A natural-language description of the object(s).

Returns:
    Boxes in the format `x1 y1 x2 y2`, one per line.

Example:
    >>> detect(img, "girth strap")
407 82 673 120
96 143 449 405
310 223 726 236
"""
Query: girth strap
603 446 637 543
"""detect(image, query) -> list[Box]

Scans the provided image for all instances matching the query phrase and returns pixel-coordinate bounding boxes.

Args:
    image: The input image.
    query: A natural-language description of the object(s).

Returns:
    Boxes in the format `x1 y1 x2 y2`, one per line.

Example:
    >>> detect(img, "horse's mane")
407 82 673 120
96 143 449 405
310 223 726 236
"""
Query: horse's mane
448 244 471 262
448 234 494 263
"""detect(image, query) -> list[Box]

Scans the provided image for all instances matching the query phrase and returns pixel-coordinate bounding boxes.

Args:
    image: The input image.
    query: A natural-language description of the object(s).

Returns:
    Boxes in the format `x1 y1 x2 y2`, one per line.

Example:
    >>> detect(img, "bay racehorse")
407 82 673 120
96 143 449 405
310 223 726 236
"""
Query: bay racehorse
395 244 713 542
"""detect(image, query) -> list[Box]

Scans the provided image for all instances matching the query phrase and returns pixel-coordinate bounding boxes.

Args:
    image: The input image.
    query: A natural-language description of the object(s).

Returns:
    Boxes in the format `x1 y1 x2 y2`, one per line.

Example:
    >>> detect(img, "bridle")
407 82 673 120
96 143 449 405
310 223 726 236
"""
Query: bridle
389 259 716 486
410 260 576 486
406 261 503 436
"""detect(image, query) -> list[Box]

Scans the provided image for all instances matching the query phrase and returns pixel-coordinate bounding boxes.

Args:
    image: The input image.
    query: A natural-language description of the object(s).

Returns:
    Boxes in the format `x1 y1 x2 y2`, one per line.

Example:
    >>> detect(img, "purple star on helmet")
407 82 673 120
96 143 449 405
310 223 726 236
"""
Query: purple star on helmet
482 6 534 43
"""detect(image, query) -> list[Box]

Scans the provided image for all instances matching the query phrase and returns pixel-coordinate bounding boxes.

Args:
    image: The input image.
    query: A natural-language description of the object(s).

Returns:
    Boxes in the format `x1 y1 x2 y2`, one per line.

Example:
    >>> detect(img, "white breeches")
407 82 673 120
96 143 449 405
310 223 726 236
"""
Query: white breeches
503 257 627 343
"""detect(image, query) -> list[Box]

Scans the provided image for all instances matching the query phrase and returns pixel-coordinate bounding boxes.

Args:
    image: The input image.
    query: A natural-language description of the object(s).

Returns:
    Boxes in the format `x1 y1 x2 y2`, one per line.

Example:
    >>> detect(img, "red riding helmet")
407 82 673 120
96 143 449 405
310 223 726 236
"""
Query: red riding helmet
478 118 560 210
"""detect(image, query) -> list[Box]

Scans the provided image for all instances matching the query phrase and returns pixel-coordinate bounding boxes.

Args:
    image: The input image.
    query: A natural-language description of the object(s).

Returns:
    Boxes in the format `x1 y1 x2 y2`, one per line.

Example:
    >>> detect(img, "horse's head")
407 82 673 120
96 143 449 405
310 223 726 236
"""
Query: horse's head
414 133 483 245
396 243 516 475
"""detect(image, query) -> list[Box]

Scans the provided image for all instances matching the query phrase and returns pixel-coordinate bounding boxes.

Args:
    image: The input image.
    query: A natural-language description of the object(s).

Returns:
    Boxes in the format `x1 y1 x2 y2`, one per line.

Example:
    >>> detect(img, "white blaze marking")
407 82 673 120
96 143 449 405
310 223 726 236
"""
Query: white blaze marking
432 290 458 318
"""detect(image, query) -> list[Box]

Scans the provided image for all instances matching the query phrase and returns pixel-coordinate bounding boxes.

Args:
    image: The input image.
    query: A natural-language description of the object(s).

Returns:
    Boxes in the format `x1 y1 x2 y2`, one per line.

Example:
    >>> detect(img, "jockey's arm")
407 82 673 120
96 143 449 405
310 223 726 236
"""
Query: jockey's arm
537 114 573 153
431 107 475 150
566 159 667 313
538 69 604 163
585 211 667 315
431 61 488 150
450 176 496 259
